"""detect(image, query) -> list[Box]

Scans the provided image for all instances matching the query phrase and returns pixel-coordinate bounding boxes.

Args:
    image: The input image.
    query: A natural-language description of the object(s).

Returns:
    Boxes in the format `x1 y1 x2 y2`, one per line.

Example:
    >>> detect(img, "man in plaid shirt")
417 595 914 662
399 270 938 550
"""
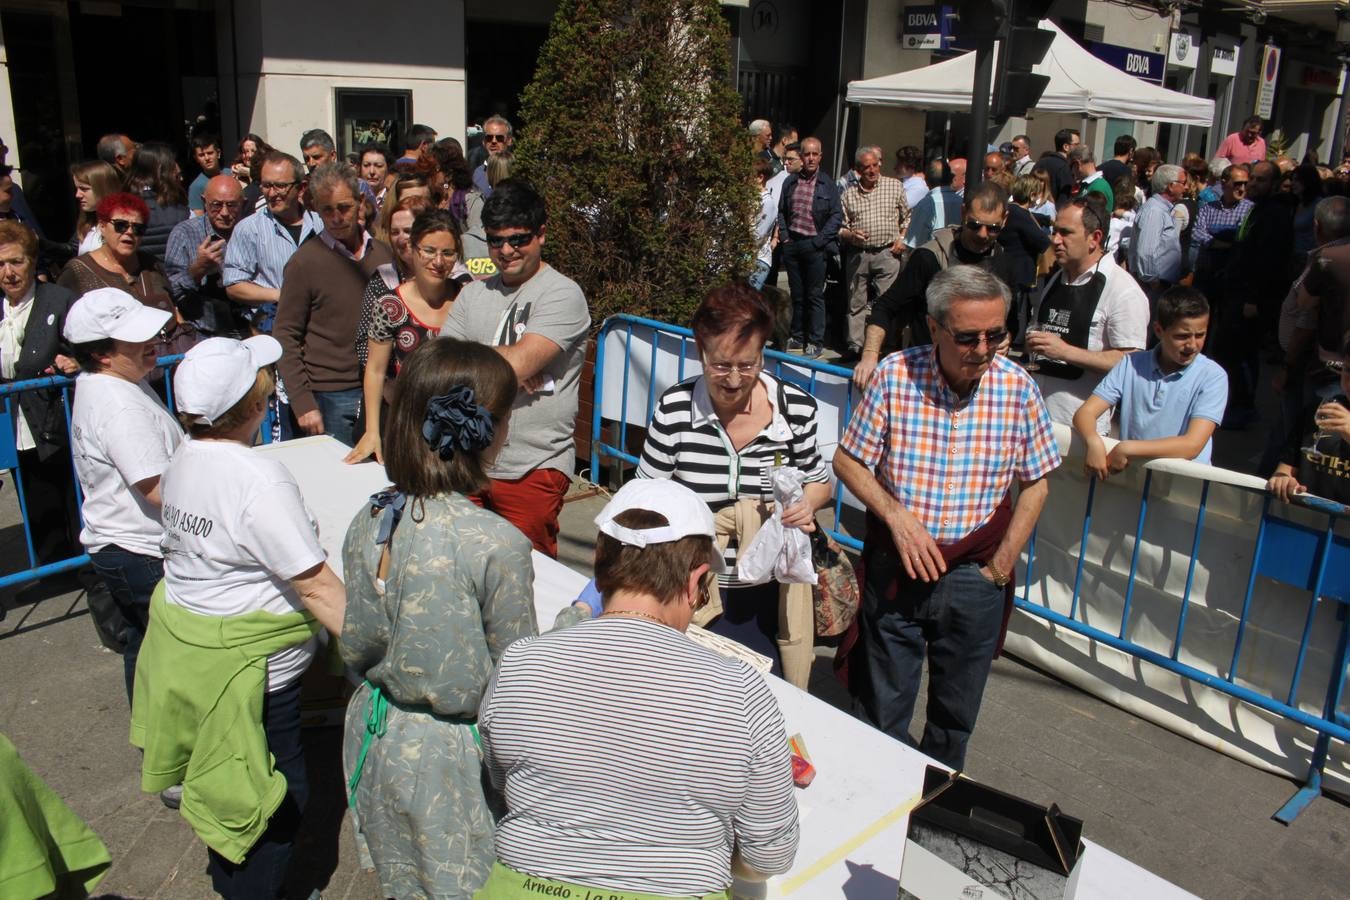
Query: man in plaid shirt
840 145 910 362
834 265 1060 768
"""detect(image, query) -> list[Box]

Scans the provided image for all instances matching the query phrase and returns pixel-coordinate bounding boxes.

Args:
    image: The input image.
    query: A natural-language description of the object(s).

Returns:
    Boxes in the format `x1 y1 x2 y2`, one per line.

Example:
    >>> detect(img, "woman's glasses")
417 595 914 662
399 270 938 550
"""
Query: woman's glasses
107 219 147 236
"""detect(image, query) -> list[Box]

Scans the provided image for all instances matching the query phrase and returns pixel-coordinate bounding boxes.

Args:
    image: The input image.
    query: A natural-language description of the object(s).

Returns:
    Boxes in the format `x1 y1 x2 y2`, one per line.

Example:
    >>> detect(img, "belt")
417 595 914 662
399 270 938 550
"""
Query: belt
859 243 894 253
346 681 479 808
788 230 818 241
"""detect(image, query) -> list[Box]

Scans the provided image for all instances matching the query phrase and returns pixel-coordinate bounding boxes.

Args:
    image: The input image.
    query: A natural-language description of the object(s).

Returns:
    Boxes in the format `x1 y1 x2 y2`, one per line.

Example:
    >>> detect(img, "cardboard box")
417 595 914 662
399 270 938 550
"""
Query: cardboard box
899 766 1085 900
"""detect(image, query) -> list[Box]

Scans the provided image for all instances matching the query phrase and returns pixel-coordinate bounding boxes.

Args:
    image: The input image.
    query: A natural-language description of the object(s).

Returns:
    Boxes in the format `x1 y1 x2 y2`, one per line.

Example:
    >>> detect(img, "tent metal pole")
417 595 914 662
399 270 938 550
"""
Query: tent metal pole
837 104 851 181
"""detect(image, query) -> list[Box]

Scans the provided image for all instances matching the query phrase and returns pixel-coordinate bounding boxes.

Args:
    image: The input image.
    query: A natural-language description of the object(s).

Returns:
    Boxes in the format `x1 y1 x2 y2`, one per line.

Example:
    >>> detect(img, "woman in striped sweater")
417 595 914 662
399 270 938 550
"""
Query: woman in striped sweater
637 284 832 680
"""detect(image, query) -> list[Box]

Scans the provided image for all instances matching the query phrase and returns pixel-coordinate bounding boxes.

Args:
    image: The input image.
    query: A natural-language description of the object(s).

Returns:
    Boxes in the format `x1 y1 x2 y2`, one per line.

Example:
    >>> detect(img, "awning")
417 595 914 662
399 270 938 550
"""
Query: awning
844 20 1214 127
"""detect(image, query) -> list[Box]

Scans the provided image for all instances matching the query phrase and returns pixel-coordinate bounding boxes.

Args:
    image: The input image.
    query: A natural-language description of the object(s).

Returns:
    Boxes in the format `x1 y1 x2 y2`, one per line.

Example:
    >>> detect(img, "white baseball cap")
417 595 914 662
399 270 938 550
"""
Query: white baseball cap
595 479 724 571
173 336 282 426
63 288 172 344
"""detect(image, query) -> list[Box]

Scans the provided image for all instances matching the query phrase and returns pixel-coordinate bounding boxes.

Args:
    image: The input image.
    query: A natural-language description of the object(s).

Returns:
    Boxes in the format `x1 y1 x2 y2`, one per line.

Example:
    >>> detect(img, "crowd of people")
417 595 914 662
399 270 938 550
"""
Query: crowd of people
751 116 1349 503
0 109 1346 900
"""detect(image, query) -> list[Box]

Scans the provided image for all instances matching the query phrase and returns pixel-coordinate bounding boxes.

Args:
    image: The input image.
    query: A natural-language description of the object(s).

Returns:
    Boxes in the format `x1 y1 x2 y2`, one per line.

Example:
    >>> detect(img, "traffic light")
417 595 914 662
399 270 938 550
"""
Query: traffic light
993 1 1055 120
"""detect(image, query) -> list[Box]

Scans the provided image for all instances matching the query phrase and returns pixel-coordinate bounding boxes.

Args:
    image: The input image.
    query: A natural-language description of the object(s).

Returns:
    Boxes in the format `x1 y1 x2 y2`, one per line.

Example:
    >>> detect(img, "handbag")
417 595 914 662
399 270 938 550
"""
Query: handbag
808 527 860 637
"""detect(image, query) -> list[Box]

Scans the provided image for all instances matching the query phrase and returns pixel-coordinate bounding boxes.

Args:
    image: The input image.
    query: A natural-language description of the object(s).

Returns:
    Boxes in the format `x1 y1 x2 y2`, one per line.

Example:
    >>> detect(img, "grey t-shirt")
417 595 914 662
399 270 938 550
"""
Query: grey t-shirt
441 264 590 479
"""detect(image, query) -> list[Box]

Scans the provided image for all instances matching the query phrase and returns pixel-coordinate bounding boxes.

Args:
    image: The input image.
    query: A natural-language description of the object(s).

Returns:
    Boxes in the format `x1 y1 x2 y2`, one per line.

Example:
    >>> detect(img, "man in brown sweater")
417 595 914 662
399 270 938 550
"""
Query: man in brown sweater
275 162 393 446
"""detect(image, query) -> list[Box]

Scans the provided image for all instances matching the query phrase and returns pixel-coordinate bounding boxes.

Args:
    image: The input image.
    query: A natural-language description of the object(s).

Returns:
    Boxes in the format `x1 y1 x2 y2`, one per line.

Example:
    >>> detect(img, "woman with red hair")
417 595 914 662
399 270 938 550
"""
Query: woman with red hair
636 283 832 686
58 193 191 356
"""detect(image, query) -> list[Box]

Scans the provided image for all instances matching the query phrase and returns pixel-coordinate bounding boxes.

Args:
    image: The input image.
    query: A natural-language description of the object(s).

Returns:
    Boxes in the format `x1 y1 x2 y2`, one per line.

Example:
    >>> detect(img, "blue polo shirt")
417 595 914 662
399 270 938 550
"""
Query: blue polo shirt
1092 349 1228 464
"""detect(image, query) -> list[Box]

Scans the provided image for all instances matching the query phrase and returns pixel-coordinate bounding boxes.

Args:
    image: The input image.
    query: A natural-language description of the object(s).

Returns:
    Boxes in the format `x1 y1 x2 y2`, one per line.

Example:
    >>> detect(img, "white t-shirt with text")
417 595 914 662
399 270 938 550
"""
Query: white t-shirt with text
160 439 326 691
71 373 183 556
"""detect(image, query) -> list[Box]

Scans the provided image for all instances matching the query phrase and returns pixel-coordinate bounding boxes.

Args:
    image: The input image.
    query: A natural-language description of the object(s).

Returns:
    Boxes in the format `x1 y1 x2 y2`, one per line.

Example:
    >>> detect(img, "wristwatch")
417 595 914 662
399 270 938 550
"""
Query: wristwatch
986 560 1011 587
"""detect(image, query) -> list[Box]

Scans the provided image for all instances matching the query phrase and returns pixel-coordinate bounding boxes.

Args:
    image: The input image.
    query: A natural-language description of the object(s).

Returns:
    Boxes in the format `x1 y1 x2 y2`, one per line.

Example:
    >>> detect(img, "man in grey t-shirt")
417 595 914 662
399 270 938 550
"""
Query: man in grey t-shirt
440 179 589 556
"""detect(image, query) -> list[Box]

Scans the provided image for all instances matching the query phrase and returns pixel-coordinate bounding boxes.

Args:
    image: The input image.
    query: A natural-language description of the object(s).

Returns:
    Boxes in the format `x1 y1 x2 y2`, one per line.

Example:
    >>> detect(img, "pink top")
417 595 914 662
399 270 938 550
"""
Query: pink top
1216 132 1267 166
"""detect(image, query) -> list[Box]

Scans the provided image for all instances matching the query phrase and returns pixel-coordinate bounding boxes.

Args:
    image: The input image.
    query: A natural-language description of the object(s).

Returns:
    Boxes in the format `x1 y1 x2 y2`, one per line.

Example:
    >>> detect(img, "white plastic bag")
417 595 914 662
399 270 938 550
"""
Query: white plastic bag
737 466 817 586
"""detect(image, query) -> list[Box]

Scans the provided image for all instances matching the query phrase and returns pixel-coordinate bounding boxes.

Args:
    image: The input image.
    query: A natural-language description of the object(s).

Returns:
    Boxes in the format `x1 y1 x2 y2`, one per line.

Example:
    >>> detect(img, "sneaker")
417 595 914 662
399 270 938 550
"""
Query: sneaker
160 784 183 809
786 338 805 352
804 343 823 359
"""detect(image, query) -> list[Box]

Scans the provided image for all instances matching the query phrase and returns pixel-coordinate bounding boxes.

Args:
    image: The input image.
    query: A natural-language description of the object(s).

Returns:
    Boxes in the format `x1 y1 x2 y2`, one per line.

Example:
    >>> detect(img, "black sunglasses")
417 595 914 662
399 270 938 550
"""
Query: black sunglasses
486 231 537 249
964 219 1003 235
942 323 1008 347
109 219 148 236
483 134 508 144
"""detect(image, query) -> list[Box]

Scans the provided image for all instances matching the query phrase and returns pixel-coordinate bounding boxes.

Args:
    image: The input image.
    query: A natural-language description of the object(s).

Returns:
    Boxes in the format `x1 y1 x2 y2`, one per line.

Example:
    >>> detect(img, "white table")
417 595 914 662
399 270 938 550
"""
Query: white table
259 437 1198 900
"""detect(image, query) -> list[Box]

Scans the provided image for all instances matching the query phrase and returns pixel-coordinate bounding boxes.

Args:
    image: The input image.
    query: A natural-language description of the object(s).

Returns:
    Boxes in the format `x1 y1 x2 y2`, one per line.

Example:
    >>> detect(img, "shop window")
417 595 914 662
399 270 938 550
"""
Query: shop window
335 89 412 161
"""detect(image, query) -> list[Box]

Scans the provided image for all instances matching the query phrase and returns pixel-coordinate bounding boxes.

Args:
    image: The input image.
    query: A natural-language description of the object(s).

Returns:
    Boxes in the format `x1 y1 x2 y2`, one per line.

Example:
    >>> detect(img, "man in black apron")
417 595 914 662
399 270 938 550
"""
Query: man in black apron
1025 195 1151 430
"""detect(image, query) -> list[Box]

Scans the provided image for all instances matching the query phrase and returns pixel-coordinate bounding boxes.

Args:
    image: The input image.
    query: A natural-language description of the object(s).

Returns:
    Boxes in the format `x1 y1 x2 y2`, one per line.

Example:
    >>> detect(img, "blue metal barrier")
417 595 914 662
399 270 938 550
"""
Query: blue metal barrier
0 352 280 594
589 313 1350 823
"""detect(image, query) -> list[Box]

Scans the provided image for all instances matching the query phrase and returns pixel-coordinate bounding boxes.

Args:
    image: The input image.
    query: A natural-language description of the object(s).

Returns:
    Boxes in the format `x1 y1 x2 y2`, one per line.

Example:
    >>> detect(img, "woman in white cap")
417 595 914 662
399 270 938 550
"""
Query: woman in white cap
65 286 182 703
131 335 345 899
475 478 800 898
340 337 543 898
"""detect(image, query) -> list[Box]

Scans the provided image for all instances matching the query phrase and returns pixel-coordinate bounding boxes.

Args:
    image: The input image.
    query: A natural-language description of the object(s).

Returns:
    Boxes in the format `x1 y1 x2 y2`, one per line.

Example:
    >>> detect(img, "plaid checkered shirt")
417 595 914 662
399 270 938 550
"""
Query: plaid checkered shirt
839 346 1061 543
841 175 911 248
789 171 819 235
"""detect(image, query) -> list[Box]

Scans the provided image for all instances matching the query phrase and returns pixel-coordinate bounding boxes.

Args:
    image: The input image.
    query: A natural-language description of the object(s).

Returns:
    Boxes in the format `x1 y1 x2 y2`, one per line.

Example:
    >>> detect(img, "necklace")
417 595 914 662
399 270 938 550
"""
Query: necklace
600 608 670 627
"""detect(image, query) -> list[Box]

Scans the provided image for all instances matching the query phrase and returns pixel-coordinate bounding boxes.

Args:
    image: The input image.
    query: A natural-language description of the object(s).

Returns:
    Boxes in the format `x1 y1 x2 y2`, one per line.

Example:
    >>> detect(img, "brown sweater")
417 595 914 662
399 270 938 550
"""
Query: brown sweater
274 235 393 417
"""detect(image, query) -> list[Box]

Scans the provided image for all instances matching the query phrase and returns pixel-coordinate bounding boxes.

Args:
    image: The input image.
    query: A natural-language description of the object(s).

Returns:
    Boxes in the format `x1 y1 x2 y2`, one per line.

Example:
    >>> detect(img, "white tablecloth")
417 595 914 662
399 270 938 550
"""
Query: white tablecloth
258 437 1197 899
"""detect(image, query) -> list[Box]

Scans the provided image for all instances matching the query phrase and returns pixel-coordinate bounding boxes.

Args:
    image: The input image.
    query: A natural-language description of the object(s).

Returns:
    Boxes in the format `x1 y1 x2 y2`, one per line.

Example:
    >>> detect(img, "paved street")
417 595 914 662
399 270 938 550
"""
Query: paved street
2 482 1347 899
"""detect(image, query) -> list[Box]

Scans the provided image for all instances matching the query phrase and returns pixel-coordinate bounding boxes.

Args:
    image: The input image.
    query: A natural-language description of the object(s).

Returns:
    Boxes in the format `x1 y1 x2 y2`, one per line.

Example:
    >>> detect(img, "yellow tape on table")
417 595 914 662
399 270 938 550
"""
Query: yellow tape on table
776 792 922 895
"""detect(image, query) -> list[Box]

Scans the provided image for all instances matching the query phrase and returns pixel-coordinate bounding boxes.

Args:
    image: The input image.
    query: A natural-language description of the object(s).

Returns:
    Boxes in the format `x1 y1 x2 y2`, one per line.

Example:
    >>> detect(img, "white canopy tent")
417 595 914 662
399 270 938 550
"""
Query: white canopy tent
844 20 1214 127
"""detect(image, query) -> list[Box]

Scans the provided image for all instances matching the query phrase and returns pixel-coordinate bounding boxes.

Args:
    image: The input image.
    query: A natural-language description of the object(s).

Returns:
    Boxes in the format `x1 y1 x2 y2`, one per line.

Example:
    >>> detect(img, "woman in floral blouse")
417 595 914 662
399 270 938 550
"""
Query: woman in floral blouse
346 209 464 464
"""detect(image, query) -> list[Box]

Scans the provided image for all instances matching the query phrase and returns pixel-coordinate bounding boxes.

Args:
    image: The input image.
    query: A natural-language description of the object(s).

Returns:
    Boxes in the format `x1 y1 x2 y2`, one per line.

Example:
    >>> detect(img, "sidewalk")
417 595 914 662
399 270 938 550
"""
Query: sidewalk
0 482 1345 899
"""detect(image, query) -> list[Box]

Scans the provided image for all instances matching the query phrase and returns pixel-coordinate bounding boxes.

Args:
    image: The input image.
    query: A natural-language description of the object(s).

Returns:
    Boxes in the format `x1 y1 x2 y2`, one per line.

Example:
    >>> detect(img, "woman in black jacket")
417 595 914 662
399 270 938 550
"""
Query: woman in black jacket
0 220 81 563
122 142 188 263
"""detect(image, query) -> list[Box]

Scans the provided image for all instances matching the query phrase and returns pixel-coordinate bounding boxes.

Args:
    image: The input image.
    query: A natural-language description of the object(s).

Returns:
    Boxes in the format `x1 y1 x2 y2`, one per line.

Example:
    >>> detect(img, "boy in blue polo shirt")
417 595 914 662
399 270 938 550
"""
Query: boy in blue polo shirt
1074 286 1228 479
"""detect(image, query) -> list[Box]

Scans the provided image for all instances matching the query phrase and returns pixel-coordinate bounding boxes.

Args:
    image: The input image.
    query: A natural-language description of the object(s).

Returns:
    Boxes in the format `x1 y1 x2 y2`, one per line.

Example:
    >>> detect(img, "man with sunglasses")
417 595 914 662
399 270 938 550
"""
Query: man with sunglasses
1191 164 1251 281
1026 194 1149 430
165 175 248 338
856 182 1018 390
835 265 1059 769
473 115 515 199
440 179 589 558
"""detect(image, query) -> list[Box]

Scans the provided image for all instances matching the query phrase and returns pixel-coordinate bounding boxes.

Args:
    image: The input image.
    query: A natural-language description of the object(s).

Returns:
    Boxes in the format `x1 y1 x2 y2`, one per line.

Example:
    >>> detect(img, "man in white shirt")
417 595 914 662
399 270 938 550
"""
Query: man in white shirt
1026 196 1150 429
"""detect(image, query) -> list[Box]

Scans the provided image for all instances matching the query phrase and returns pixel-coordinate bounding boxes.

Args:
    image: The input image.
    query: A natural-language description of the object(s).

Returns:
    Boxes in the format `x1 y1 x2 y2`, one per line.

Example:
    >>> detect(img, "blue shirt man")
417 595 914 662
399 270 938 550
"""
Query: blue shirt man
1129 164 1186 285
1074 287 1228 474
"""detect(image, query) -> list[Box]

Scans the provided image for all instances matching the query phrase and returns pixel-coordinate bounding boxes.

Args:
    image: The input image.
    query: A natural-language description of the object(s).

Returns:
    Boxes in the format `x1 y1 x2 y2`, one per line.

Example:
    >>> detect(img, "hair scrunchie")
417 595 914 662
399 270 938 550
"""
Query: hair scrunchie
422 385 495 461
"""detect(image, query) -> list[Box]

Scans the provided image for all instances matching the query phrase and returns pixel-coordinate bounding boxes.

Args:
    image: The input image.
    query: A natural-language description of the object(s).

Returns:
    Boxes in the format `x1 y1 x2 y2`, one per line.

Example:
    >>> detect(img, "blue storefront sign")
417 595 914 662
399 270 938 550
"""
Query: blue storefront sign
1089 41 1165 86
901 5 943 50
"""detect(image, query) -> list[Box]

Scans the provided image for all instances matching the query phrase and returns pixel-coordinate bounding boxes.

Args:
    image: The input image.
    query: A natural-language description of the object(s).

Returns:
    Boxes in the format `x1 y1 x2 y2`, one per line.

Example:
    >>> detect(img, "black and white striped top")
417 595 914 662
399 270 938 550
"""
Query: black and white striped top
478 617 800 893
636 373 830 586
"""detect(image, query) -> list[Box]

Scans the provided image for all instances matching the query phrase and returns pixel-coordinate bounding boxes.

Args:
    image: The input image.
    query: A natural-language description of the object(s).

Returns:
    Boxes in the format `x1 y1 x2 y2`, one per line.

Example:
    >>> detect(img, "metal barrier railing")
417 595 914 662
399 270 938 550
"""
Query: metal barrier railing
588 313 1349 823
0 352 261 593
589 314 863 552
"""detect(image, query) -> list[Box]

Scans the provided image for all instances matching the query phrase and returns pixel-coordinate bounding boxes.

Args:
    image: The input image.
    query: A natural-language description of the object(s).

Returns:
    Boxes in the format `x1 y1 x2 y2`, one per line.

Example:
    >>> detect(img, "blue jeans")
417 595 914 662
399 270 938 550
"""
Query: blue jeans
782 238 827 345
88 545 163 704
748 259 771 292
207 680 307 899
860 560 1005 770
314 388 362 447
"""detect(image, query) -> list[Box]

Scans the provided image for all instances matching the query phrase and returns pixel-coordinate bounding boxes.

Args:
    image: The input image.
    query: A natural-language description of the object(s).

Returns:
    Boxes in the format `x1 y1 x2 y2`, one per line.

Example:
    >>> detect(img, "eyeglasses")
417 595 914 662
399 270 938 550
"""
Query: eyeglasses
485 231 537 249
205 200 243 212
108 219 147 236
416 245 459 263
704 358 763 377
964 219 1003 235
260 180 299 192
1228 180 1249 189
483 133 509 144
940 323 1008 347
